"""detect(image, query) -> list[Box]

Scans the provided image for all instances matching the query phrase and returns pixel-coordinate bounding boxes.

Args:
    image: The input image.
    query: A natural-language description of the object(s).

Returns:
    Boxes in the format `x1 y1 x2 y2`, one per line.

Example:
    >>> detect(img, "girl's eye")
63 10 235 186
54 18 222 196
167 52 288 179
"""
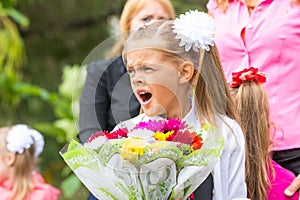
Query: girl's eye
141 17 151 22
144 66 154 72
127 68 135 74
159 16 169 20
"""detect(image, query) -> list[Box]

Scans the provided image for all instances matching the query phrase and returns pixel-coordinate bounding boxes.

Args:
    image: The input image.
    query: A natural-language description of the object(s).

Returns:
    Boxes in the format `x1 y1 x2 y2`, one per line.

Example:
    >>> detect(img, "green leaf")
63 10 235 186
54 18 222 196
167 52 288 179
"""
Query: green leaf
97 188 118 200
7 8 29 27
13 82 50 100
61 140 99 171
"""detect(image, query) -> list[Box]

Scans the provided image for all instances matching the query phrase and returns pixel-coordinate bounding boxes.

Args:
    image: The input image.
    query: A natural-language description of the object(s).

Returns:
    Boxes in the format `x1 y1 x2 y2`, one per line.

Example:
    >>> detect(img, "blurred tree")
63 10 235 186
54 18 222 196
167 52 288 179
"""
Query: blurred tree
0 0 29 123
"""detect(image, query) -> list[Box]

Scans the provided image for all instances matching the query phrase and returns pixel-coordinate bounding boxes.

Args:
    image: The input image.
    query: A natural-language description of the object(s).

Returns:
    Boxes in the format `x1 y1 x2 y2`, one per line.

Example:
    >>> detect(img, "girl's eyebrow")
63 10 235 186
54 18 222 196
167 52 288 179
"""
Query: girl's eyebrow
126 61 145 68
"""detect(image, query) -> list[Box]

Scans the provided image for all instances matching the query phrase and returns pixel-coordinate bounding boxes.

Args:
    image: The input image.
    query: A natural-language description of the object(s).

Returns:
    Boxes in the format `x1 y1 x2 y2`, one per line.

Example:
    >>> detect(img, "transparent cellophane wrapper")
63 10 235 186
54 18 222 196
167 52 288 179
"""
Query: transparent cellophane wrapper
60 126 224 200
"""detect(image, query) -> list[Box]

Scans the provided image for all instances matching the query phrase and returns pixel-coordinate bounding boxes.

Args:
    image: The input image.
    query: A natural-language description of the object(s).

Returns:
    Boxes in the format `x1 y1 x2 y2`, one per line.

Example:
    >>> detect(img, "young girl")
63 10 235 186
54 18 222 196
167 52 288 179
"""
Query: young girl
229 67 299 200
0 124 61 200
115 10 247 200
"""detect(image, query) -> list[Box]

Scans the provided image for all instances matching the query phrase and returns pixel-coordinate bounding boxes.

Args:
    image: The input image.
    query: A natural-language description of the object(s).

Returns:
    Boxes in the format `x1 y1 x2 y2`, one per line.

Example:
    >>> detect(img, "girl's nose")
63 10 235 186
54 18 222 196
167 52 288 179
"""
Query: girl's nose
131 71 144 86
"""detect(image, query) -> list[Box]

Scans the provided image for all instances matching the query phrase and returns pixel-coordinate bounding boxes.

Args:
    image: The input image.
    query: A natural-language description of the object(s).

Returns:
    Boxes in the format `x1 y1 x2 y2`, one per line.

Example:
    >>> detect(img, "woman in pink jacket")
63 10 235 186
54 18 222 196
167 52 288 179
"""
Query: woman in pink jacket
207 0 300 198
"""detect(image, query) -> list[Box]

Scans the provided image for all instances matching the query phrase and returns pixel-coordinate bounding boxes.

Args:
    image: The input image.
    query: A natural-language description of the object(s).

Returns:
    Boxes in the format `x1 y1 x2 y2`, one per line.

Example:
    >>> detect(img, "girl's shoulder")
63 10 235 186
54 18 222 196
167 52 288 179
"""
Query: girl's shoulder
218 115 245 150
29 173 61 200
219 114 242 131
0 179 13 200
223 114 241 126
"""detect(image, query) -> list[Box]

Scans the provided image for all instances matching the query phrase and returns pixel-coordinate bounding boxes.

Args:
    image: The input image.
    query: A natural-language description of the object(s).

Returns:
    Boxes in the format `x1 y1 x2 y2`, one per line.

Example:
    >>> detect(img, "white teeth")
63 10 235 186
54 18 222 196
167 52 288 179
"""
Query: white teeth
139 91 146 95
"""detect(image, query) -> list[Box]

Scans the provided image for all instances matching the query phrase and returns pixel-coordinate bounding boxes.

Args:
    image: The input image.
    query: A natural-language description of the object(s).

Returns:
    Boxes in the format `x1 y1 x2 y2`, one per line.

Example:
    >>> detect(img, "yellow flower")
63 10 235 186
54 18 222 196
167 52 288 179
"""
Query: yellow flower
120 138 146 160
153 131 174 141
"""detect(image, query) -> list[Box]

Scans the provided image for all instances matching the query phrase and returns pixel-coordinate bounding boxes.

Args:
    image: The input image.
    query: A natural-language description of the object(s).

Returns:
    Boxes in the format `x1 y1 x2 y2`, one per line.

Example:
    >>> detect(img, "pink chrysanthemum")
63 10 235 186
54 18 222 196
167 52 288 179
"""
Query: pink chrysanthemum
134 118 187 133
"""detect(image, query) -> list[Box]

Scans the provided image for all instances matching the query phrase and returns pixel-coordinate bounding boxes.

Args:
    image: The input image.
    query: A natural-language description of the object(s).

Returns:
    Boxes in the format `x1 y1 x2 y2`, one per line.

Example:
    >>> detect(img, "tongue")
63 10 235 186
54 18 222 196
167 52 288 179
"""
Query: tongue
141 93 152 102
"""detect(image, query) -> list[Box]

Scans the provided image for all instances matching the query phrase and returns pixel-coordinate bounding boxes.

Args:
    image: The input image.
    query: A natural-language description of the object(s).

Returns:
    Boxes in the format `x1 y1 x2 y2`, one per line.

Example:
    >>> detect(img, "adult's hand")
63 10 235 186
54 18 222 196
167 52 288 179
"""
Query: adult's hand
285 174 300 200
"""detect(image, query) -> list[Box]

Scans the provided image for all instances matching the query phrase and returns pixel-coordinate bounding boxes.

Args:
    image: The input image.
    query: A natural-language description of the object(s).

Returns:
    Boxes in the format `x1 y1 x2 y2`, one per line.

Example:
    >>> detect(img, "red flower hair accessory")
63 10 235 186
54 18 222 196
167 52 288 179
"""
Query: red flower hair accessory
229 67 266 88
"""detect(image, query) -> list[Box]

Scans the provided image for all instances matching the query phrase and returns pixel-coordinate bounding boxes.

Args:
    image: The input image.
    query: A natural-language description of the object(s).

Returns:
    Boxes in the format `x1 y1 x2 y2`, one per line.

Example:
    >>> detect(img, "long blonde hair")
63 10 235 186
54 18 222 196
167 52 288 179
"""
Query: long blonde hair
231 81 272 200
123 20 237 125
195 45 236 124
0 127 37 200
108 0 175 57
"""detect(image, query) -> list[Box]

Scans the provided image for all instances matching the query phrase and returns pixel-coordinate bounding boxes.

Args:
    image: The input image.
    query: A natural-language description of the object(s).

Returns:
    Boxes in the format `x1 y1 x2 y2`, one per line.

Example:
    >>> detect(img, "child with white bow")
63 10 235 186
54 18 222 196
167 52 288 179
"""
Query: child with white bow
0 124 60 200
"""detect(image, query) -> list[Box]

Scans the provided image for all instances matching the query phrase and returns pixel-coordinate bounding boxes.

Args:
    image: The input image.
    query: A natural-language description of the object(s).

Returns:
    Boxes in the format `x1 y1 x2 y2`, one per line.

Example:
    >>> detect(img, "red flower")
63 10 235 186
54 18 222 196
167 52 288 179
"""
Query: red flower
230 67 266 88
86 128 128 142
105 128 128 139
166 131 177 141
189 193 194 200
171 130 194 144
86 130 108 143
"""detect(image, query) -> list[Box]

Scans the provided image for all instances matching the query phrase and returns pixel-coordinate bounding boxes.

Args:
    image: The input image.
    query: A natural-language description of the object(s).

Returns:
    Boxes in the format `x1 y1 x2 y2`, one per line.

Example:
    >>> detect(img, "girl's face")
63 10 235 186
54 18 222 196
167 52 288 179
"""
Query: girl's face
130 0 170 31
126 49 183 117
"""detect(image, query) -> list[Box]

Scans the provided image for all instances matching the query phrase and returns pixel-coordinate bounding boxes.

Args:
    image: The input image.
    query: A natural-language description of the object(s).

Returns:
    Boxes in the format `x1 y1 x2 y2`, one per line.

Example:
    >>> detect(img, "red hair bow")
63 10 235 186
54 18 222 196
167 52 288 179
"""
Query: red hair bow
229 67 266 88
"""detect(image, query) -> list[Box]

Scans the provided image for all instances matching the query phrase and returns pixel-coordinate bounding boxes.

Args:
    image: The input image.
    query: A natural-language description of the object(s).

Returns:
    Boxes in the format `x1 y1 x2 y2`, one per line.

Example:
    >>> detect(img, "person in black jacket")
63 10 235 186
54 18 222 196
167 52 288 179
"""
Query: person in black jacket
78 56 140 142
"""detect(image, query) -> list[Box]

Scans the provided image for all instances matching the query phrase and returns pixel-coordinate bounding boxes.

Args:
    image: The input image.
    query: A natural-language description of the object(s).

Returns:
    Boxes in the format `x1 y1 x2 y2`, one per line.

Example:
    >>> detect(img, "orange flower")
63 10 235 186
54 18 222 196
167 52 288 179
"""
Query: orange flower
191 135 203 150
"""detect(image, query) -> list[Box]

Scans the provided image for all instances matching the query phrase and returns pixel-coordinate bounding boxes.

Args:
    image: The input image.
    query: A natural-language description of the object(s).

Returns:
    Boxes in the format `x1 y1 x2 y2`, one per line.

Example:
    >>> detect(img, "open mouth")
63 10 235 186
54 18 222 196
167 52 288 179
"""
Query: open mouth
138 90 152 103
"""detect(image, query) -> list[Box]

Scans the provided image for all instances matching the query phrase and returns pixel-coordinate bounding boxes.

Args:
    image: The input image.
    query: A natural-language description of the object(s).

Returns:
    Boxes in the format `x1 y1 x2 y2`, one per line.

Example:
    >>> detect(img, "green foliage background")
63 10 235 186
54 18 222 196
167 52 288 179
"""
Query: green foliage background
0 0 207 199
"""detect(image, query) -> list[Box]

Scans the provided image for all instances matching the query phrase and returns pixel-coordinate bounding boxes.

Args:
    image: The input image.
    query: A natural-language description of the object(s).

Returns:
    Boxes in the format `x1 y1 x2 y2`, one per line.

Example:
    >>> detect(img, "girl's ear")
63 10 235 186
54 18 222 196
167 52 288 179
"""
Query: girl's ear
178 61 194 84
4 152 17 166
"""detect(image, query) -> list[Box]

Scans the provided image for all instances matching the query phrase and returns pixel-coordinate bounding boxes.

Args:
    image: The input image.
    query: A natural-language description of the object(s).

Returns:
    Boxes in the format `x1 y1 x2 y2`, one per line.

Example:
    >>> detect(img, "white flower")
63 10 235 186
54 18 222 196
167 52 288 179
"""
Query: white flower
128 129 155 138
173 10 216 52
6 124 44 156
128 129 156 143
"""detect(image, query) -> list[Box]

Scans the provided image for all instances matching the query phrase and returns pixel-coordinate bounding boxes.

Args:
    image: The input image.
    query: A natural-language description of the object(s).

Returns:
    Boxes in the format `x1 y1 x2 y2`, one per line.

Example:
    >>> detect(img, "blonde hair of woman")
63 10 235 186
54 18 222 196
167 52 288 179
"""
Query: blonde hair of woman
108 0 175 57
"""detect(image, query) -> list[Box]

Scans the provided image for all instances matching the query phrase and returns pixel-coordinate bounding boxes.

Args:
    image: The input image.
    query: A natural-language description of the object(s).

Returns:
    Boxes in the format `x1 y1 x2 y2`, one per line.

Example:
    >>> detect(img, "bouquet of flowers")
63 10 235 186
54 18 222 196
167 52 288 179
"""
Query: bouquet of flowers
60 118 224 200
